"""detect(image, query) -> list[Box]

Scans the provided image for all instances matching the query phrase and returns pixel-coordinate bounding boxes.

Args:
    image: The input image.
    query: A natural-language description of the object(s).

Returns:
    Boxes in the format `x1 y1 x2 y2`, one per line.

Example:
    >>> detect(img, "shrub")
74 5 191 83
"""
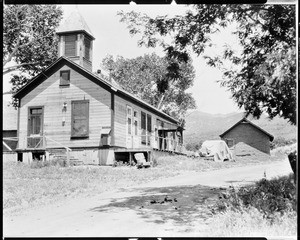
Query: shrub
270 137 296 149
215 174 296 219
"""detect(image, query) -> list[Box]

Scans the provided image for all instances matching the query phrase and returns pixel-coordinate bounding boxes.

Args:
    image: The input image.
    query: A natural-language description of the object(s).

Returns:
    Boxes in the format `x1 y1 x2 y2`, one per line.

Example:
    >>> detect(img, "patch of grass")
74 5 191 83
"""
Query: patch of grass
206 174 297 237
3 152 285 215
205 206 297 237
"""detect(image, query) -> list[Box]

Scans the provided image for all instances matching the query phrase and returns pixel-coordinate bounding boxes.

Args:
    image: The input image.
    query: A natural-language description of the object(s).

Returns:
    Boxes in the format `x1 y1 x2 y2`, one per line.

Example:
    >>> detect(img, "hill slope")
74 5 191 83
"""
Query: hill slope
184 111 296 150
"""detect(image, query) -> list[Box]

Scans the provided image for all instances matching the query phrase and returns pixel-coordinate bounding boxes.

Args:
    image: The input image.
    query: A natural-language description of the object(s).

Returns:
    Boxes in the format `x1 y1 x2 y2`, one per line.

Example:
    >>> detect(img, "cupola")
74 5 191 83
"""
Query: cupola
56 10 95 72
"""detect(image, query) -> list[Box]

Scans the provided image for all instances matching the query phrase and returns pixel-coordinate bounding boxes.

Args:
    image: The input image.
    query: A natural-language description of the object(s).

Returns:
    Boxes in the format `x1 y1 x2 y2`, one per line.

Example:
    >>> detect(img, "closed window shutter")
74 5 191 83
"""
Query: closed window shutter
65 35 77 57
71 101 89 137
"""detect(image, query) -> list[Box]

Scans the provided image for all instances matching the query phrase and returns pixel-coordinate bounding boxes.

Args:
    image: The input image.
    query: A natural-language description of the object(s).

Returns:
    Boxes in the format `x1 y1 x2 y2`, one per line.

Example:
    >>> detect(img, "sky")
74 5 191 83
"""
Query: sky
3 3 244 115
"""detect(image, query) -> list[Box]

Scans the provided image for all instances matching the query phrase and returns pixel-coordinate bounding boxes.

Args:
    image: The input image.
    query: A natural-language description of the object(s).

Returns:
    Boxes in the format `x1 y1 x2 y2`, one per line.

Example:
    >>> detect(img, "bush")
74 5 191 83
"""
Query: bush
270 137 296 149
215 174 297 219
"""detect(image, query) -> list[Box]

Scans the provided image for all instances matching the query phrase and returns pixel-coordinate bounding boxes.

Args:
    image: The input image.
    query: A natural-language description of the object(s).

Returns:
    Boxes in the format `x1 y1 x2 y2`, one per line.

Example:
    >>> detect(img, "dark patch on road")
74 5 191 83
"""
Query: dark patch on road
89 185 222 226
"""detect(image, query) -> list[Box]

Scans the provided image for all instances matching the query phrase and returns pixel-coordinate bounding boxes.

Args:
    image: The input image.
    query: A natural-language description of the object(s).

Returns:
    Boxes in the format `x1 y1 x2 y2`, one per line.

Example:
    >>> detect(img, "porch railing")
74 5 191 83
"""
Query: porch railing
130 134 183 153
3 135 72 166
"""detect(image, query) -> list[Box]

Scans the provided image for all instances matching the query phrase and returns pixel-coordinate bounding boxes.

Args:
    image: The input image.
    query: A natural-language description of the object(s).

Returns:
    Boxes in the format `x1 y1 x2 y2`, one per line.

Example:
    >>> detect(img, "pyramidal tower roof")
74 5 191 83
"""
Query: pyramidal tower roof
57 9 95 40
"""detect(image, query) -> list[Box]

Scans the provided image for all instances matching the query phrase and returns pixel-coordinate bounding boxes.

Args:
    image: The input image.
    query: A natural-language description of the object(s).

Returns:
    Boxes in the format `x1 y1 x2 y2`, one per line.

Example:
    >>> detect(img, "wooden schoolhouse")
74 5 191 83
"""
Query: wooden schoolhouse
13 11 184 165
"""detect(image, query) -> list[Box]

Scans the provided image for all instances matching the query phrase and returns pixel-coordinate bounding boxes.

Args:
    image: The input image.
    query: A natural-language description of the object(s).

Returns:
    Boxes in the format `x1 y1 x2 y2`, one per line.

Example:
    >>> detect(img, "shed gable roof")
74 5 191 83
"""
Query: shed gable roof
13 56 178 124
219 117 274 141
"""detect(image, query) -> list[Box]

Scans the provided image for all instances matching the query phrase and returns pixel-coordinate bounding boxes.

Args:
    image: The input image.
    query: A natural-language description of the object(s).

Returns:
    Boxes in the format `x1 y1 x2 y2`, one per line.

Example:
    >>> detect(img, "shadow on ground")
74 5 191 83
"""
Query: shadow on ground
89 185 222 228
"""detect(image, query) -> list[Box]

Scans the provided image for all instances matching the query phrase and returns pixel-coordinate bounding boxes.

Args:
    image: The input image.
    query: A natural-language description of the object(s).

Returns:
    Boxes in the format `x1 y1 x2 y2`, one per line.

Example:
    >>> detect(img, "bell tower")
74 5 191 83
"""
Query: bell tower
56 10 95 72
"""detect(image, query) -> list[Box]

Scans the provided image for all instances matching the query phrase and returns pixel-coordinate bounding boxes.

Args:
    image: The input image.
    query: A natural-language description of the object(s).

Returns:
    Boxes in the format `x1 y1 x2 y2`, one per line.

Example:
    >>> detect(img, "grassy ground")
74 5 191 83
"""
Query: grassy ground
3 150 285 215
204 174 297 237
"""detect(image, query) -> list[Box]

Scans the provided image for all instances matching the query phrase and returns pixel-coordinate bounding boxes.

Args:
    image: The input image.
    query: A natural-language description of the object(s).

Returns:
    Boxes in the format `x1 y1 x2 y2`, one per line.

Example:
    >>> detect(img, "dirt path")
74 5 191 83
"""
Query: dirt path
3 159 293 237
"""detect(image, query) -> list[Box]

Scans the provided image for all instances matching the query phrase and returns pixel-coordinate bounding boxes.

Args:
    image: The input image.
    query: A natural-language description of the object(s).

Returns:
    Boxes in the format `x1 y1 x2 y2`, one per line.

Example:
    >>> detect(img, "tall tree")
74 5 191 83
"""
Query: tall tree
118 4 296 125
101 53 196 121
3 4 63 103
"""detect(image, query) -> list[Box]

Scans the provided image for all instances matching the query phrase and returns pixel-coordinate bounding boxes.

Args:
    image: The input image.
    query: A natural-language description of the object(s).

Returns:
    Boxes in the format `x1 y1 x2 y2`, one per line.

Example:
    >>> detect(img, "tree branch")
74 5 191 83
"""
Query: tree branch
3 62 40 75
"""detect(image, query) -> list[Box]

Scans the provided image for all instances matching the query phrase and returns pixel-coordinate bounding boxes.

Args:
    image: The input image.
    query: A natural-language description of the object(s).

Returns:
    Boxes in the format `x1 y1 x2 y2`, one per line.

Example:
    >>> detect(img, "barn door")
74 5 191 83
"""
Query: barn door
27 107 44 148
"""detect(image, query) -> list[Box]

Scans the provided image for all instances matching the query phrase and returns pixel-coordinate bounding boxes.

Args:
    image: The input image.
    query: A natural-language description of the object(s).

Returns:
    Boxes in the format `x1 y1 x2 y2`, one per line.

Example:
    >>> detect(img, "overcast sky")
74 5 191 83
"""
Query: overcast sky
3 4 245 115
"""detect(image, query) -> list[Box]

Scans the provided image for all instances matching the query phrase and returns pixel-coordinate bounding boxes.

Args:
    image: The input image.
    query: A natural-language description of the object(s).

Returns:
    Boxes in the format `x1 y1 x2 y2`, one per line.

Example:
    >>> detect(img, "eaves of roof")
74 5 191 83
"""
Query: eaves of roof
13 56 179 125
219 117 274 142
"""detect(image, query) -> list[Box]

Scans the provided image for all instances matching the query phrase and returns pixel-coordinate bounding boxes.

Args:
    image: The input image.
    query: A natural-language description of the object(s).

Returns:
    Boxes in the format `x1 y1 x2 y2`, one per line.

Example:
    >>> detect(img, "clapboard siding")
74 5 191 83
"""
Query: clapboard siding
114 95 175 148
18 64 111 149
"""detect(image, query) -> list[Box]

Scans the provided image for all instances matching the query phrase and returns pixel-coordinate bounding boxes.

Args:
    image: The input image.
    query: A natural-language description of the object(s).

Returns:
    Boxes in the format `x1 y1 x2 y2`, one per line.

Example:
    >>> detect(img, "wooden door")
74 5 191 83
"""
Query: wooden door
27 107 43 148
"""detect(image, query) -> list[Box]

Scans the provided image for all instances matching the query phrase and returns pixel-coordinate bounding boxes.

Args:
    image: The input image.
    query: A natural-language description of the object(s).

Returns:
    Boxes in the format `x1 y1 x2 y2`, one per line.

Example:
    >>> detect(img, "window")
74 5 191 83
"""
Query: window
60 70 70 86
127 106 132 135
71 100 89 138
141 111 152 145
147 114 152 145
84 37 91 60
226 139 234 148
141 112 146 145
65 35 77 57
134 110 138 135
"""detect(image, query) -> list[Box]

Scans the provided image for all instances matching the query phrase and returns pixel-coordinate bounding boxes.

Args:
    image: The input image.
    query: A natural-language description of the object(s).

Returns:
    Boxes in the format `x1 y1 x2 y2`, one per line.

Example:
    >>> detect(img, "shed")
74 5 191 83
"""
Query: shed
219 117 274 155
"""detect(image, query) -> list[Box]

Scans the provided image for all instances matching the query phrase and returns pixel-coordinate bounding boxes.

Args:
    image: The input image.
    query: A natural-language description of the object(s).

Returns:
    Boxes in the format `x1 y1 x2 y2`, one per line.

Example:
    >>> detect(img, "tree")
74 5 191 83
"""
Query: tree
101 53 196 120
118 4 296 124
3 4 63 104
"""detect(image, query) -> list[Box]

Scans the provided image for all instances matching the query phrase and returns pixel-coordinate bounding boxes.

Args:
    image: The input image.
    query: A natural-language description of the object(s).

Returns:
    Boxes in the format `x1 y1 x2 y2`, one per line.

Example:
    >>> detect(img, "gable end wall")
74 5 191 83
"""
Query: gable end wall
221 123 271 154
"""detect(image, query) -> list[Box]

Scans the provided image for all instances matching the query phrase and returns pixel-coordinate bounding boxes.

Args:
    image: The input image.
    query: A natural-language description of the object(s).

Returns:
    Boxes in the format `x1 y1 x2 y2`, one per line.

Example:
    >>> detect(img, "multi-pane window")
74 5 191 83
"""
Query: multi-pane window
84 37 91 61
65 35 77 57
71 100 89 138
134 110 138 136
141 111 152 146
60 70 70 86
127 107 132 135
141 112 146 145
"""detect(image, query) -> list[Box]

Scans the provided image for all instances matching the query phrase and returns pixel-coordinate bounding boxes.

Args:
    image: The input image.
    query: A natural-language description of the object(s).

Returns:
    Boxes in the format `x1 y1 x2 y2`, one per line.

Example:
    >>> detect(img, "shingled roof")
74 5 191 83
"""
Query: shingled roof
57 10 95 40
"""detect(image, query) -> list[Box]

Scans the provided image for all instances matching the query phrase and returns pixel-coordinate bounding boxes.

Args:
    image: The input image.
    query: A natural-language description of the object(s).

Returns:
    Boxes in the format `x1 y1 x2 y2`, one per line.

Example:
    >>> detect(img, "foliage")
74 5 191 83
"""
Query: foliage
3 5 63 106
118 4 296 124
185 142 202 151
215 174 297 219
270 136 296 150
102 53 196 120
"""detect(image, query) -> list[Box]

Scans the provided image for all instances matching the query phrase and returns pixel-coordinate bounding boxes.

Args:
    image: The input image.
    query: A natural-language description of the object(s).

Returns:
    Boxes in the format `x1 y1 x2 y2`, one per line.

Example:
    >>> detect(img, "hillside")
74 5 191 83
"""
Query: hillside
184 110 296 150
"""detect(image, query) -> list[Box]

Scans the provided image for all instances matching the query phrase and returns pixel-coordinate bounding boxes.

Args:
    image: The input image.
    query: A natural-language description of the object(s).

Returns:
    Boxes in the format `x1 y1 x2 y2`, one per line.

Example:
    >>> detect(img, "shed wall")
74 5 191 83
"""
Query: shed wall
221 123 271 154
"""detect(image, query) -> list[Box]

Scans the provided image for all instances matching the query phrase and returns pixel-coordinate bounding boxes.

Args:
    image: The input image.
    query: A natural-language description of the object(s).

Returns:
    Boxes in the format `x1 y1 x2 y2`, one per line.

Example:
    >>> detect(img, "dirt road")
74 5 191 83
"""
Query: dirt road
3 159 293 237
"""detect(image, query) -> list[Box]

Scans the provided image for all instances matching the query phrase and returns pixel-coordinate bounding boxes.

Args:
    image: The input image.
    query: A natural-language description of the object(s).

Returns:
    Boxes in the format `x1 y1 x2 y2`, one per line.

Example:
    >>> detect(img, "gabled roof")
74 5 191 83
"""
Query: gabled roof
219 117 274 141
57 10 95 40
13 56 179 124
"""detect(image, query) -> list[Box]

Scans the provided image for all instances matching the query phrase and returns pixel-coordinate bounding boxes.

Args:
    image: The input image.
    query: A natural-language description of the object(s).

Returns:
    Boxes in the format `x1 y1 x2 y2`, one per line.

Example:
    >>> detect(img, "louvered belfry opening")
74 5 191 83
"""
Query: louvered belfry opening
56 10 95 71
64 34 77 57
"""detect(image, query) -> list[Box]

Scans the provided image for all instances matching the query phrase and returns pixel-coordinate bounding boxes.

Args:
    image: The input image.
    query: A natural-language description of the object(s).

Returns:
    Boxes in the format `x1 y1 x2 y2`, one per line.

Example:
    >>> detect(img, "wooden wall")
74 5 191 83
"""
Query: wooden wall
114 95 177 149
18 64 111 149
221 123 271 154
